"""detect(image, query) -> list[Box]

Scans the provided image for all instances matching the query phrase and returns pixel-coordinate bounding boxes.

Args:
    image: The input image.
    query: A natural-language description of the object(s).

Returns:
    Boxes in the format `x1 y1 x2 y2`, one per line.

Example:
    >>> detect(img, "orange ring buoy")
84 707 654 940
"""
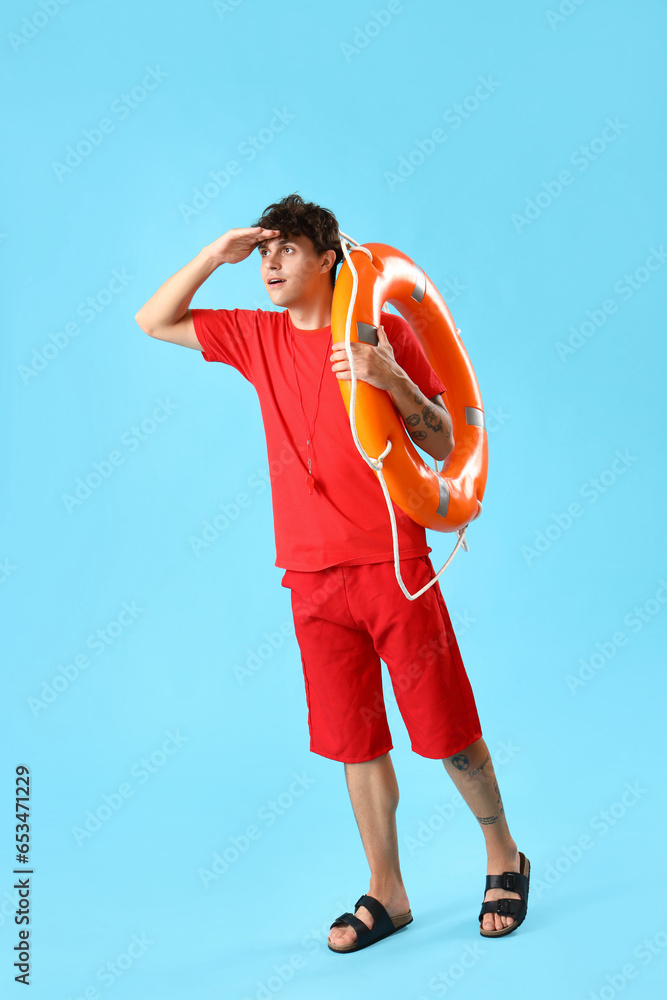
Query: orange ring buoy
331 242 487 533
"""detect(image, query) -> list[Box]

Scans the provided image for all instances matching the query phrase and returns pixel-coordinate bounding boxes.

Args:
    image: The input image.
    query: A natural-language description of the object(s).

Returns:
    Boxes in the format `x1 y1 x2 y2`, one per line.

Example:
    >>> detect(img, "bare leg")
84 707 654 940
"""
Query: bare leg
442 736 521 933
327 752 411 949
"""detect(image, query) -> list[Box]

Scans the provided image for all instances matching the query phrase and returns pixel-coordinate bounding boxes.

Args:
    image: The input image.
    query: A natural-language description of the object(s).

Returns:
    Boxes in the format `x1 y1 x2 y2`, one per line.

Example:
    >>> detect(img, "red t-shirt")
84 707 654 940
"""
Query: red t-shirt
191 307 446 571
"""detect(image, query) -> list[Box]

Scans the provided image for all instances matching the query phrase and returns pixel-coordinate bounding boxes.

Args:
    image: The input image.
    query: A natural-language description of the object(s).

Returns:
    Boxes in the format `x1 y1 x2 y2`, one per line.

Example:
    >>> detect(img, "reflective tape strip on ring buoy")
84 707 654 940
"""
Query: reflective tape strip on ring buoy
331 242 487 533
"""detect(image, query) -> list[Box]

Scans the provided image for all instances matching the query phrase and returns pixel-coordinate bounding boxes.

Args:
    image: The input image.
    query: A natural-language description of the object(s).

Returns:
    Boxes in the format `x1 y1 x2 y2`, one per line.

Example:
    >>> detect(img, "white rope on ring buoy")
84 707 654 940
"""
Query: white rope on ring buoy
337 230 469 601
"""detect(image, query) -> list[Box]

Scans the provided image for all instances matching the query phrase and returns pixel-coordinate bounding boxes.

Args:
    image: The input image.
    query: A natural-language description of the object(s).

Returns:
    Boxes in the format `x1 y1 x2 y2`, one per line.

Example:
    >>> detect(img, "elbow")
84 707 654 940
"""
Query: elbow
135 311 155 336
437 434 455 463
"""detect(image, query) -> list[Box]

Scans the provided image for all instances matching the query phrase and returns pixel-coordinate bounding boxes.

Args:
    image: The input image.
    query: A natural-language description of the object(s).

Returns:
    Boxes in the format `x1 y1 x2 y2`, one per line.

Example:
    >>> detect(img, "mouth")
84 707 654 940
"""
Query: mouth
268 278 286 286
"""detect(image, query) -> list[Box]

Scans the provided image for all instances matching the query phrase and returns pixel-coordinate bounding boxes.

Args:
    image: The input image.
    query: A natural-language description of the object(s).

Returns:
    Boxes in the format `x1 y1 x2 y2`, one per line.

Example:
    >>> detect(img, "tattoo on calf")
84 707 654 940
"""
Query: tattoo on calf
468 754 490 778
450 754 470 771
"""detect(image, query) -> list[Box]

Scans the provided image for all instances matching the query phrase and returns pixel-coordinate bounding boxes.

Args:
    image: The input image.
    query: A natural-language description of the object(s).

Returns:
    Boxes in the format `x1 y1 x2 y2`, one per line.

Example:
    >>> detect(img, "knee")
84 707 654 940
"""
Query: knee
344 750 391 768
456 736 485 756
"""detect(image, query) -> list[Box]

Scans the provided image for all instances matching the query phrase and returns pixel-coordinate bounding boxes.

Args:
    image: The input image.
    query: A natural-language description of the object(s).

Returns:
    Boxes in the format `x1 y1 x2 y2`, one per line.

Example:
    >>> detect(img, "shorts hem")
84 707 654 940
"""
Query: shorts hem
410 730 483 760
310 744 394 764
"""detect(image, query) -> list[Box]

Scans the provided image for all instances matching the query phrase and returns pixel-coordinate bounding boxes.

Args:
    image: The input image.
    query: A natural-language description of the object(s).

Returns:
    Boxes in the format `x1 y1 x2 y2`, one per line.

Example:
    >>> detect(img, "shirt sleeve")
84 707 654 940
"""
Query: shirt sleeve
191 308 258 384
383 311 447 398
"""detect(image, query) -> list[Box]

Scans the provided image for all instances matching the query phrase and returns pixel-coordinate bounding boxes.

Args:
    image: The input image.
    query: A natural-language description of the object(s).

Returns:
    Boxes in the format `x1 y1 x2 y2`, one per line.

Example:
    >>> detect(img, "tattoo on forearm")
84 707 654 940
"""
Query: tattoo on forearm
423 405 443 433
476 814 499 825
405 407 437 445
404 390 452 445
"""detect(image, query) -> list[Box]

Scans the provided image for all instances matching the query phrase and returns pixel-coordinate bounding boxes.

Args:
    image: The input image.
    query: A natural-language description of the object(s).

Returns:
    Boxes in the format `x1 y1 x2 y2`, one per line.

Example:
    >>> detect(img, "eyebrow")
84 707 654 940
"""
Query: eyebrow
257 238 295 250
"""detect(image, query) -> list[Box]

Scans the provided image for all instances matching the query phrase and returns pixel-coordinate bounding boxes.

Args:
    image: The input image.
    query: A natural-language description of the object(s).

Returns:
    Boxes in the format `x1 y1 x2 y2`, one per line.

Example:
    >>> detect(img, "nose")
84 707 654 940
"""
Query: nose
264 262 282 283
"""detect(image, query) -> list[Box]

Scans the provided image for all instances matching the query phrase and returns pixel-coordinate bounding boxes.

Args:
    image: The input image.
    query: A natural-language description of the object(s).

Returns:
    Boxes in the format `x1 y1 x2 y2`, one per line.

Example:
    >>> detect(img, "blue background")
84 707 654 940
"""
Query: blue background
2 0 666 997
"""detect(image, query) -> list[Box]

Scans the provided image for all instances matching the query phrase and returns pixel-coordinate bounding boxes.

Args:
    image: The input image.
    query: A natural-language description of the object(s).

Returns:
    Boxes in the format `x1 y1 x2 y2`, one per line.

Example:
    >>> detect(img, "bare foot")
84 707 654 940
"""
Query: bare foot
481 849 522 933
328 886 411 950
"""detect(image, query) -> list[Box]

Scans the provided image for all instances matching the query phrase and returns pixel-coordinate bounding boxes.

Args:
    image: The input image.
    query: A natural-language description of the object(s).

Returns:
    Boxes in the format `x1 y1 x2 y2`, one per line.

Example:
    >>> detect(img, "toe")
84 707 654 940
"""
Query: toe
341 927 357 947
329 925 356 948
329 905 375 949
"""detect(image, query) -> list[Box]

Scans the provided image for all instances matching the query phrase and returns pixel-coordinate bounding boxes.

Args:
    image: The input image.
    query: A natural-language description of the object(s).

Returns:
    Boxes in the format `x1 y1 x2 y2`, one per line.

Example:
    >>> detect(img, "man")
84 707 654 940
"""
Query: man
135 193 530 951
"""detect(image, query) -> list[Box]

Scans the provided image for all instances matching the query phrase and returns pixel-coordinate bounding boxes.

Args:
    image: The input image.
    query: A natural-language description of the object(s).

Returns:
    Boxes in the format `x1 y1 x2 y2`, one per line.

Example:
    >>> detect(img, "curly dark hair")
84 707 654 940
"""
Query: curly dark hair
251 193 345 289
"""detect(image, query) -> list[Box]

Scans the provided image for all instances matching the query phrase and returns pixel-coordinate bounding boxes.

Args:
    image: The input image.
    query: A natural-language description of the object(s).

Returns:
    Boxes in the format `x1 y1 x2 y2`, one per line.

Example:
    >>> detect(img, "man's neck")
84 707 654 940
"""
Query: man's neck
286 291 334 330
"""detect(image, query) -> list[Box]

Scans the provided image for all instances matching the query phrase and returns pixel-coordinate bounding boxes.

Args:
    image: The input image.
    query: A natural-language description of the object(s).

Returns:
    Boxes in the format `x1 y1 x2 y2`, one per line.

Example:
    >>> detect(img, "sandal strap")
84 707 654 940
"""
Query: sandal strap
354 894 394 937
478 897 524 919
330 895 395 943
330 911 369 937
484 871 528 898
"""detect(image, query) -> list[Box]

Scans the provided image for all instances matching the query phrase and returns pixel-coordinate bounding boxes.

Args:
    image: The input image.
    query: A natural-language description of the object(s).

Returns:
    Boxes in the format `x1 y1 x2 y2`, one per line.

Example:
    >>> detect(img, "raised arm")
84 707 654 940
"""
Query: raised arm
134 226 280 350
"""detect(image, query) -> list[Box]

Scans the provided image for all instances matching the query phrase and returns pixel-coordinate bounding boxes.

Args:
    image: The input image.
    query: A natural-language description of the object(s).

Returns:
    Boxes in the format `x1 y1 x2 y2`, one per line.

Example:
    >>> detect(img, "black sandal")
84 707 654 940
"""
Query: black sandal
328 894 413 953
478 851 530 937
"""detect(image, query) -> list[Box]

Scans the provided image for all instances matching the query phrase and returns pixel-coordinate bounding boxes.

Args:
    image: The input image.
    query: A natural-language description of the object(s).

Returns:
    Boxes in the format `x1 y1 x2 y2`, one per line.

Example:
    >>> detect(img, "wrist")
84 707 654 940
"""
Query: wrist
199 246 226 269
387 367 413 399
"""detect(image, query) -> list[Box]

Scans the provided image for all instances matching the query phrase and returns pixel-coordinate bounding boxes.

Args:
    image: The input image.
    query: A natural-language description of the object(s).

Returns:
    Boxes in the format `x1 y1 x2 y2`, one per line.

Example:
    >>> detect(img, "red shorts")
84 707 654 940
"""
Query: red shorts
281 554 483 763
